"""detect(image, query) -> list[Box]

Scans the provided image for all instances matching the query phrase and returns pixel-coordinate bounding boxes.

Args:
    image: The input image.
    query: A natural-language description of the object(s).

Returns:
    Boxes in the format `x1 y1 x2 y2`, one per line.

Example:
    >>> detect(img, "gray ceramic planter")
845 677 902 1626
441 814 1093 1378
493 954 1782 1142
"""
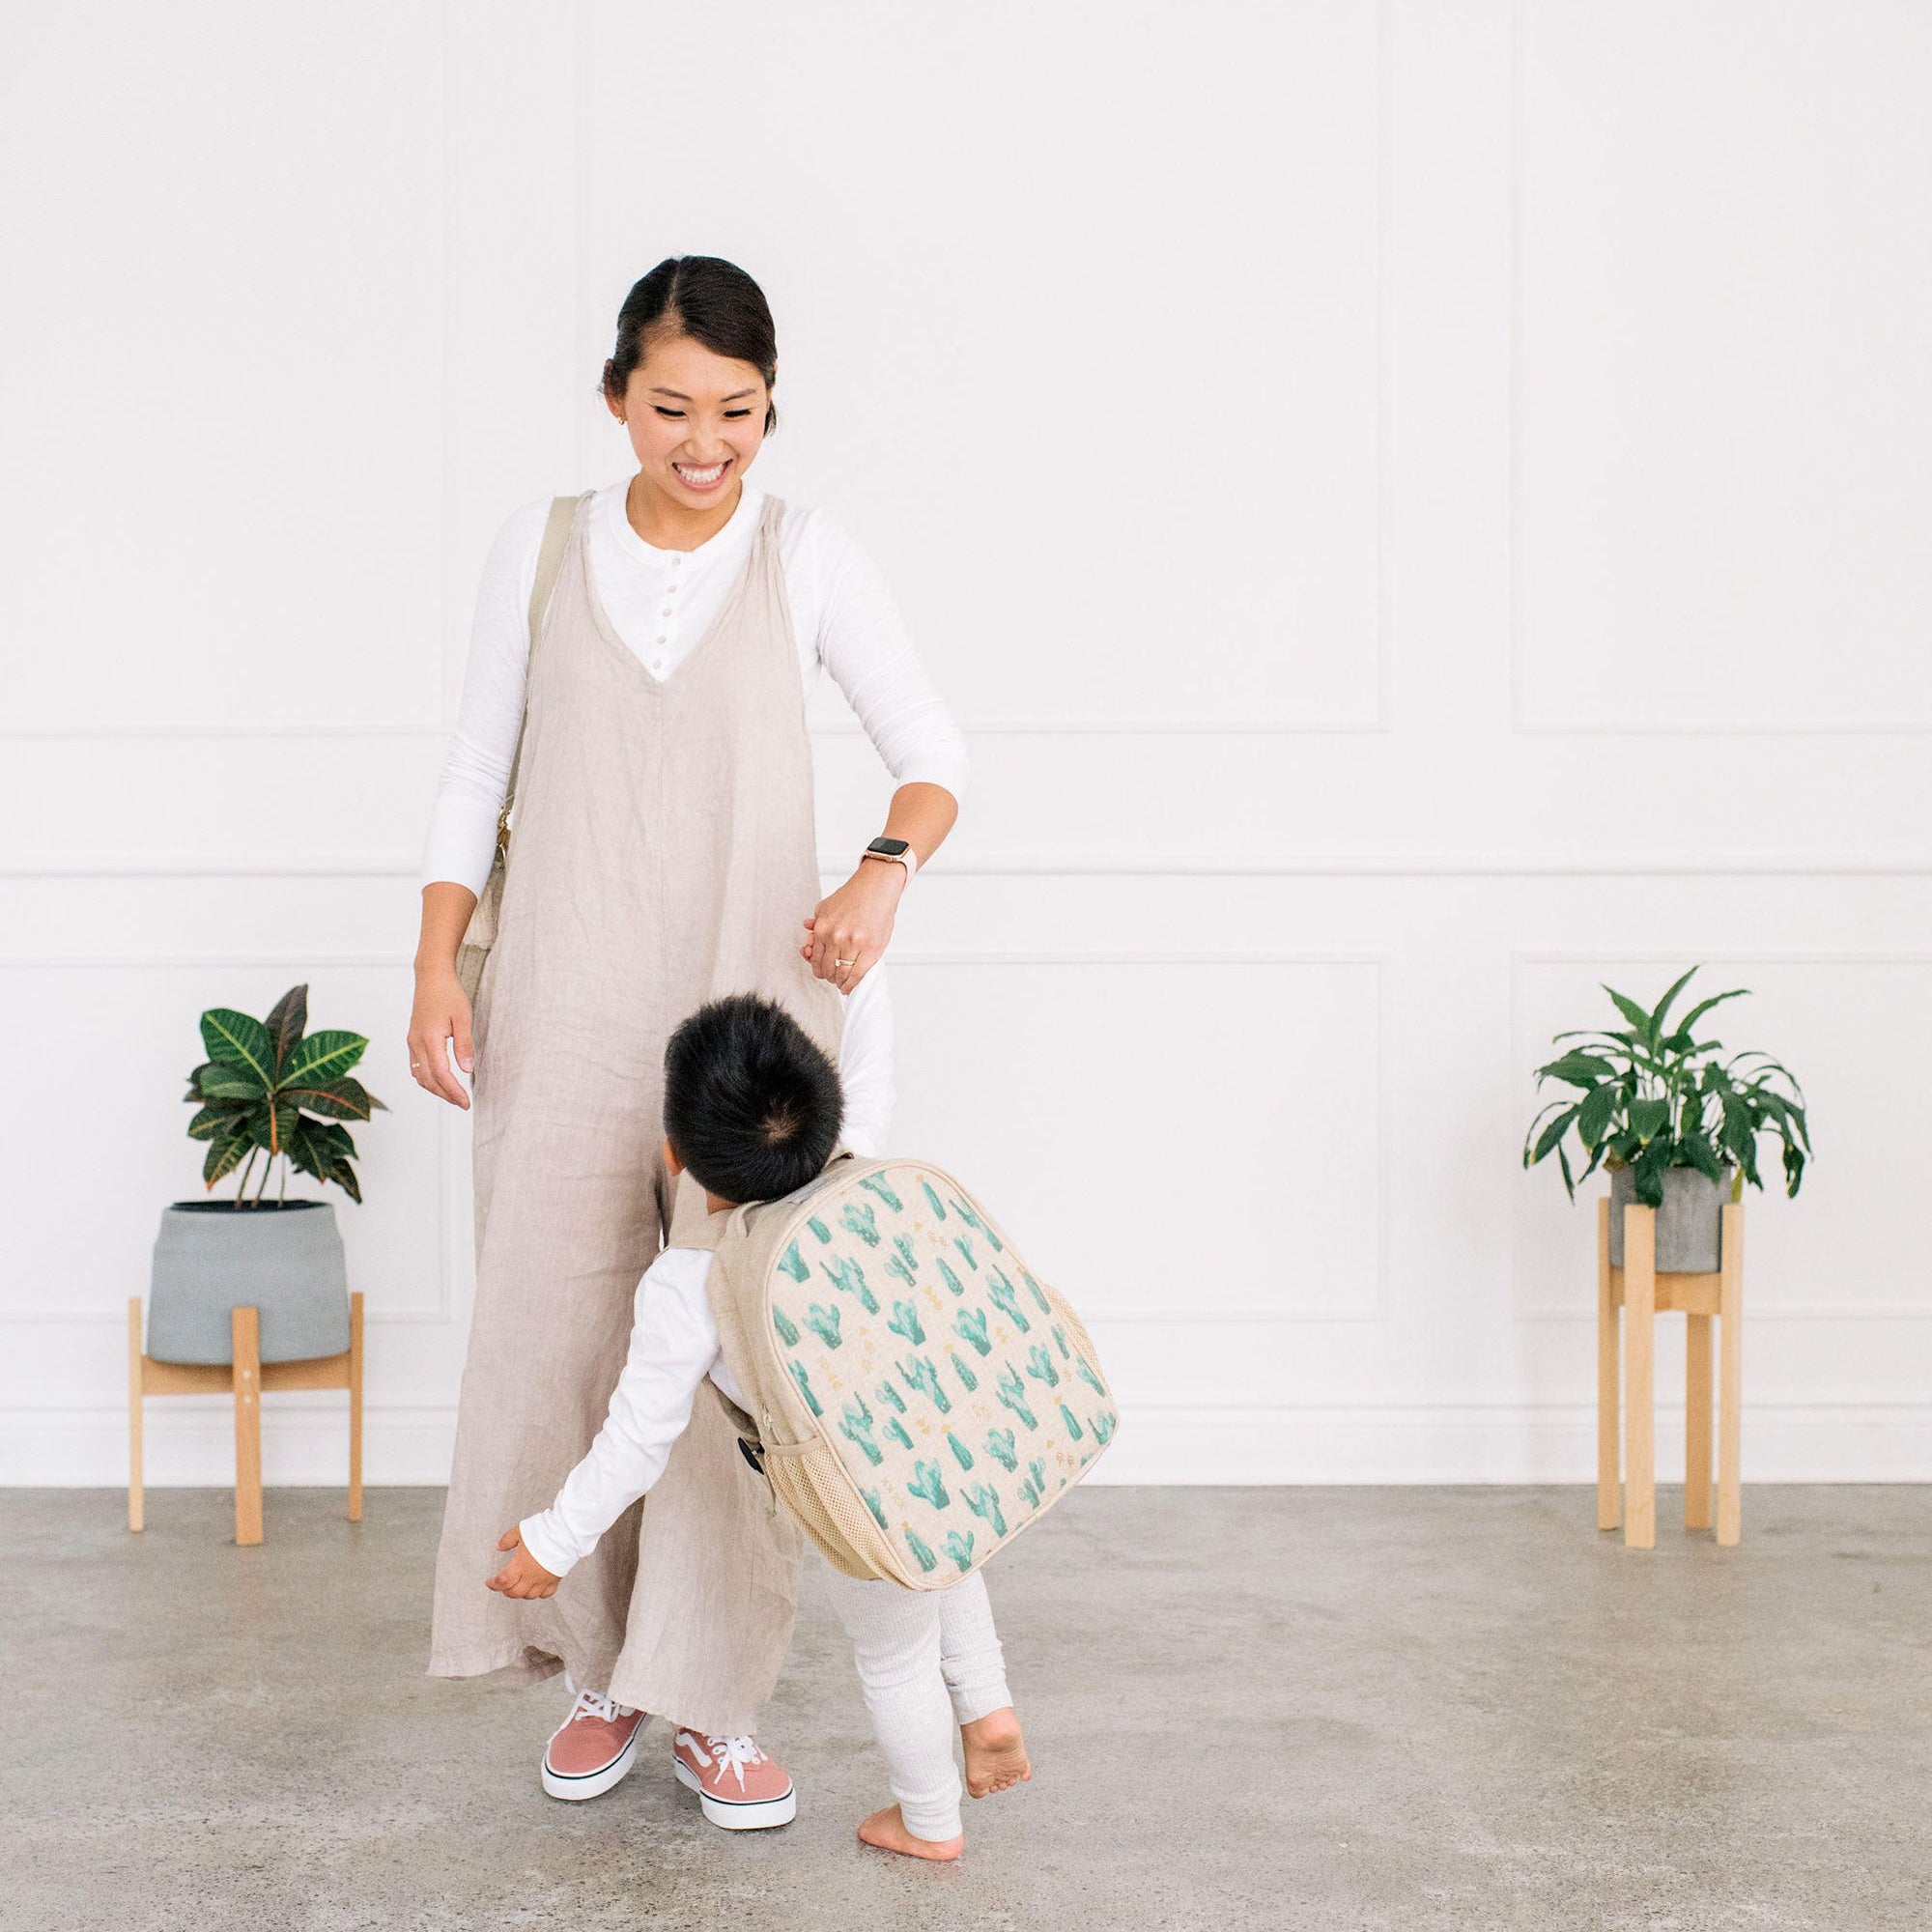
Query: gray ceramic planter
1606 1165 1736 1272
147 1200 351 1365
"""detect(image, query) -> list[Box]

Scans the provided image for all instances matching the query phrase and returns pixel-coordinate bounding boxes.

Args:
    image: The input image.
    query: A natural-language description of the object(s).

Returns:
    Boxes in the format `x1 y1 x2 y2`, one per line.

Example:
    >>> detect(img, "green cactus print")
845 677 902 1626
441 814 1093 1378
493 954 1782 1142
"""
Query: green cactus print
838 1395 880 1463
883 1233 920 1290
907 1459 950 1511
820 1255 878 1314
859 1174 903 1212
985 1269 1031 1333
948 1195 1004 1253
897 1354 952 1414
788 1360 823 1418
996 1364 1037 1430
962 1482 1007 1536
770 1163 1116 1583
839 1202 881 1248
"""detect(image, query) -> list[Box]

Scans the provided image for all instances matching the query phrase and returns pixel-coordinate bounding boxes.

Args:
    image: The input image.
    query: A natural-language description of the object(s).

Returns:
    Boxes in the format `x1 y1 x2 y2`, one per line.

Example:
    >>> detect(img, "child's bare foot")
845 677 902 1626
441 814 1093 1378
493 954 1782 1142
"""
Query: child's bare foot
856 1804 964 1861
961 1706 1032 1798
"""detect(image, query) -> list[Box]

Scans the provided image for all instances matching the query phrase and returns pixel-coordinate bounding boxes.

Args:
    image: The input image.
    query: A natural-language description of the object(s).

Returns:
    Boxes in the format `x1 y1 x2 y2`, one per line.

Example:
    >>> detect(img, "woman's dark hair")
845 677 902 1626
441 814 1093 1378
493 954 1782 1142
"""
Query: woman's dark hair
663 994 843 1206
601 256 780 436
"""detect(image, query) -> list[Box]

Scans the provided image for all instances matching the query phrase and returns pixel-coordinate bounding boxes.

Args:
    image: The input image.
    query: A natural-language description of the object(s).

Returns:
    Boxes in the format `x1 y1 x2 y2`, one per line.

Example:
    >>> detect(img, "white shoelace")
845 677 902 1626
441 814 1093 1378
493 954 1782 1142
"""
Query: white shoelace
692 1732 766 1790
561 1674 633 1727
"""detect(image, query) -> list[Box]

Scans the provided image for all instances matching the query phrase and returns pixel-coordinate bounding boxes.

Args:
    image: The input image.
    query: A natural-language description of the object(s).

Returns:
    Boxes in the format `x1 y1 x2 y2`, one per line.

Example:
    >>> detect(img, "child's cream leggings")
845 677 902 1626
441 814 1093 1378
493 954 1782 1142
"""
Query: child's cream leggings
819 1563 1011 1843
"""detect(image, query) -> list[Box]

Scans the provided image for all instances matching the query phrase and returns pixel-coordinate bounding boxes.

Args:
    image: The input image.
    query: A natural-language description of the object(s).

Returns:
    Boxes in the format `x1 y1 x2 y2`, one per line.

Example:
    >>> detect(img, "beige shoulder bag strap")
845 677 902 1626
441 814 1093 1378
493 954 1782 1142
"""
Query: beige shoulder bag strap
496 491 583 853
454 491 585 1003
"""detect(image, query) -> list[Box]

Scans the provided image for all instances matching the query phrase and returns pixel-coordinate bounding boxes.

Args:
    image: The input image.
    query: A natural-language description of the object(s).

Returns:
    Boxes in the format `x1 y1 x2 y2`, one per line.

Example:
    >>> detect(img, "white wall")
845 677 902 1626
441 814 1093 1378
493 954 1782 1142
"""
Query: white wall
5 2 1929 1486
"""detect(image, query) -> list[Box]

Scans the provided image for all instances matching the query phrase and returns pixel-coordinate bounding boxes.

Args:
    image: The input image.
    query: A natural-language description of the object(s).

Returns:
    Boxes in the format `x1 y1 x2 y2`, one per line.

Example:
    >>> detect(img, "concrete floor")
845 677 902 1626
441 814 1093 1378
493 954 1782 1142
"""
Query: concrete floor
3 1487 1928 1932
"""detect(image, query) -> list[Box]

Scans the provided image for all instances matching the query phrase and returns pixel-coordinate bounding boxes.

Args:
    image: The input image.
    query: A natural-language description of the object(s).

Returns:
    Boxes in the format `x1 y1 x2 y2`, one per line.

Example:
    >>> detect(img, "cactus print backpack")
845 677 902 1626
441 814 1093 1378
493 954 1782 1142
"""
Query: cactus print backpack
696 1151 1120 1588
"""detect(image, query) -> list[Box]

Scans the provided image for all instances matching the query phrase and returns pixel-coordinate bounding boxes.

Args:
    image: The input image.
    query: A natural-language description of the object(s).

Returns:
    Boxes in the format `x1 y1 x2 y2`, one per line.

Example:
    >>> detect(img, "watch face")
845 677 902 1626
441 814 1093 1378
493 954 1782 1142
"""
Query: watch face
868 838 911 857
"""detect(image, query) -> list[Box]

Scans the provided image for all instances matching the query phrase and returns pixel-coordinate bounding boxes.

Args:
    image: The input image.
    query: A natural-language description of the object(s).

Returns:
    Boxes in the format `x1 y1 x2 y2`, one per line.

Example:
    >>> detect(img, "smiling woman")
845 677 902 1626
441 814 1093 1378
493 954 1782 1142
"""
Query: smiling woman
407 255 969 1816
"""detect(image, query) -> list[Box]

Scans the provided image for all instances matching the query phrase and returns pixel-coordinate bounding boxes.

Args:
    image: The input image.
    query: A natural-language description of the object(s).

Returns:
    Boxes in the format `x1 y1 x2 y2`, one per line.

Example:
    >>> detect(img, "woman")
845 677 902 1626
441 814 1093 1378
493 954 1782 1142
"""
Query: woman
410 256 967 1820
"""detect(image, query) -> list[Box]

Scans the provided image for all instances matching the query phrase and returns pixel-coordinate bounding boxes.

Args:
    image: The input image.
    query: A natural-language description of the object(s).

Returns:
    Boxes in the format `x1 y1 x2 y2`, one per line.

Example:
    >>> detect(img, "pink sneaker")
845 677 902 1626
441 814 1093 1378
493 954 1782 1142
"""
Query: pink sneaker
671 1729 797 1830
541 1683 645 1801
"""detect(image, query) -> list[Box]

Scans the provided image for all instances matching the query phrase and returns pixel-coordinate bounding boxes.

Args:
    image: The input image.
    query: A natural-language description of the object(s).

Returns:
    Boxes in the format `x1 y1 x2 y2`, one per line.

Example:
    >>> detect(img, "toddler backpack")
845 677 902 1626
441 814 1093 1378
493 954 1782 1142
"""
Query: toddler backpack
698 1151 1120 1588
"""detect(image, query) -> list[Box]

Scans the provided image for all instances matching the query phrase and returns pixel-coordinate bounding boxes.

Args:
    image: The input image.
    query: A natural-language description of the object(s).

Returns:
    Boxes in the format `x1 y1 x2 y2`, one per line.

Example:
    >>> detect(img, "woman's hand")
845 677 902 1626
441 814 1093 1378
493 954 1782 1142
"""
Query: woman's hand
485 1524 559 1600
409 966 475 1109
802 861 906 991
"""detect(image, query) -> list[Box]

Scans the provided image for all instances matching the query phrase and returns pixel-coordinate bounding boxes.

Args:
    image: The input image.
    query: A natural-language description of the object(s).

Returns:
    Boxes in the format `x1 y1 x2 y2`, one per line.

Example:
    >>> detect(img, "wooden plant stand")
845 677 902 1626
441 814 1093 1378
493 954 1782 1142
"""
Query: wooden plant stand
1597 1198 1742 1548
128 1293 363 1547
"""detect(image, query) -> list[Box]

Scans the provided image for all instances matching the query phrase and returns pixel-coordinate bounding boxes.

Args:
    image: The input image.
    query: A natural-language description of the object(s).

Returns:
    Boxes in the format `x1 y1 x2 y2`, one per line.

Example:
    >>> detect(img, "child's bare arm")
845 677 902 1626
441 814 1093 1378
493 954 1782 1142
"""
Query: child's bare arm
486 1524 560 1599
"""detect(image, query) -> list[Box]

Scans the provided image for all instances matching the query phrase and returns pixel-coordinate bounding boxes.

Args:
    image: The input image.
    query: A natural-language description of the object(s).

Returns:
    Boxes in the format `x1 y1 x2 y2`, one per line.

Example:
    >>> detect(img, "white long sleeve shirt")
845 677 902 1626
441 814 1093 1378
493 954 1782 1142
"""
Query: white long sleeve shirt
517 966 894 1578
421 477 971 897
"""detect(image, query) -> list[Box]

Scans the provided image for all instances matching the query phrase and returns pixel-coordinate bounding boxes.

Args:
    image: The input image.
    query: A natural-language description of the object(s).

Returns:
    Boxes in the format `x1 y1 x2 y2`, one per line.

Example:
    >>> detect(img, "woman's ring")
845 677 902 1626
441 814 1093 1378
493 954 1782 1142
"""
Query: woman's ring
836 958 855 969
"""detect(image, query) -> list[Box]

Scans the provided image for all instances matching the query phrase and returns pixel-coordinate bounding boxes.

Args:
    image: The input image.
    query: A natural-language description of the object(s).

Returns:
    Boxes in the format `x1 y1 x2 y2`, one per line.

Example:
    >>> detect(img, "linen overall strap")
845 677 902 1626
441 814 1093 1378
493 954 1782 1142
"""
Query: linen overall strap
497 492 583 851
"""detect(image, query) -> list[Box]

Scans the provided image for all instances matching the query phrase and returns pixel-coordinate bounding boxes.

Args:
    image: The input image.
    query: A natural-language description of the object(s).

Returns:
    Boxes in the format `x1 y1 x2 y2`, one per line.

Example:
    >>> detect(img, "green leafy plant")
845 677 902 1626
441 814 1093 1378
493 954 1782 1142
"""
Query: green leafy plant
183 983 386 1206
1522 967 1809 1208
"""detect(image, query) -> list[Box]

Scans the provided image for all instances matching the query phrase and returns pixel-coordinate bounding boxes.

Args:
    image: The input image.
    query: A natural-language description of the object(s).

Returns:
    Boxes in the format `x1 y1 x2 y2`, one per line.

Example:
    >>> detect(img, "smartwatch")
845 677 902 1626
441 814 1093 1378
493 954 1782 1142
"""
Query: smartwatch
863 836 917 882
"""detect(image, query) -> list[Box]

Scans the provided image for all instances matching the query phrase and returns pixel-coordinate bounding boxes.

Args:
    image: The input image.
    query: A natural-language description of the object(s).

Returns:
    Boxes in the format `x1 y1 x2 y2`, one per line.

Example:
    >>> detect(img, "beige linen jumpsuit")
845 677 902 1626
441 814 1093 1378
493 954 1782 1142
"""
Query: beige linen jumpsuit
428 490 845 1737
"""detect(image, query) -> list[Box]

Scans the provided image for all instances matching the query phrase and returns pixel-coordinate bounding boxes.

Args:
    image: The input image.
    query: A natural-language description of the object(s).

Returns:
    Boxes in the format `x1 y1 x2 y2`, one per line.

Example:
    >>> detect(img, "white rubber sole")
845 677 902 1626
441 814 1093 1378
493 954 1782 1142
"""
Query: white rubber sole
540 1725 639 1802
672 1755 798 1830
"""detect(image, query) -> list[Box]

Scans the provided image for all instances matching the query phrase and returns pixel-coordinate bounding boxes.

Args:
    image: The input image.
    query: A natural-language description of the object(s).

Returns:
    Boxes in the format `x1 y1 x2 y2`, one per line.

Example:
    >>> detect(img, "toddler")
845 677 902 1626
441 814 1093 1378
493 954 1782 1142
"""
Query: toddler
488 992 1031 1859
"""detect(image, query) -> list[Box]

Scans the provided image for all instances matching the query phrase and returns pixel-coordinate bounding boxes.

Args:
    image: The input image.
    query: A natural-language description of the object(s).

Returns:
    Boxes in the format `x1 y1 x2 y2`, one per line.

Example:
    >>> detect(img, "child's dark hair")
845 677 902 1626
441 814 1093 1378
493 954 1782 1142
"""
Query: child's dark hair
663 994 842 1206
600 256 781 436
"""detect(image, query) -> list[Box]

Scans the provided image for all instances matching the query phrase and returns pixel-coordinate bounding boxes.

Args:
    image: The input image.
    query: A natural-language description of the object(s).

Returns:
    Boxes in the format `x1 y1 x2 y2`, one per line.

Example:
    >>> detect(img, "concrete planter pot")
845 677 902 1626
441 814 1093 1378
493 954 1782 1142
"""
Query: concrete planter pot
147 1200 351 1366
1606 1164 1736 1272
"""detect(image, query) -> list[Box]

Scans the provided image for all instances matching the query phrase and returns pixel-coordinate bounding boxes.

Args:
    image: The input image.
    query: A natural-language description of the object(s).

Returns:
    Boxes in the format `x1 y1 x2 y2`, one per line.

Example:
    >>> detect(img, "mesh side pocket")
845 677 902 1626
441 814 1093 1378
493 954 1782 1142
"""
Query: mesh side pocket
763 1442 921 1587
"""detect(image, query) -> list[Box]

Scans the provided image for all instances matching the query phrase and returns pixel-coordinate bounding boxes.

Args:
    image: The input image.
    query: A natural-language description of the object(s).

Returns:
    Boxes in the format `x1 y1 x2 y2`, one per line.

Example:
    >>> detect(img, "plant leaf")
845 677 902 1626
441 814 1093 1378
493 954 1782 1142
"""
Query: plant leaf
186 1102 246 1143
285 1077 377 1122
264 983 309 1076
203 1122 252 1188
1536 1051 1615 1091
1602 984 1656 1040
1577 1082 1622 1149
1629 1098 1670 1142
1532 1104 1581 1164
1677 1132 1724 1183
284 1030 367 1086
200 1008 274 1085
197 1060 269 1100
1648 967 1700 1043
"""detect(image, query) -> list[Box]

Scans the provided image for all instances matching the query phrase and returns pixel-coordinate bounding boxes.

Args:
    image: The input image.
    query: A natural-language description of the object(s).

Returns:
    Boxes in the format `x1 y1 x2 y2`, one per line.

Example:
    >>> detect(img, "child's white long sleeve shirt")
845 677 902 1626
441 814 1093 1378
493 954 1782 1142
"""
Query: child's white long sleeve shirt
516 967 894 1579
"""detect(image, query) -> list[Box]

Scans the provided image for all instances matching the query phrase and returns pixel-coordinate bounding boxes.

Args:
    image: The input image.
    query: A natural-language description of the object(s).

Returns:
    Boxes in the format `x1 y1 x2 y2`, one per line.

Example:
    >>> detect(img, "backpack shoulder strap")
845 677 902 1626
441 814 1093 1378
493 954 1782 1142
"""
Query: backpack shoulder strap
498 492 585 842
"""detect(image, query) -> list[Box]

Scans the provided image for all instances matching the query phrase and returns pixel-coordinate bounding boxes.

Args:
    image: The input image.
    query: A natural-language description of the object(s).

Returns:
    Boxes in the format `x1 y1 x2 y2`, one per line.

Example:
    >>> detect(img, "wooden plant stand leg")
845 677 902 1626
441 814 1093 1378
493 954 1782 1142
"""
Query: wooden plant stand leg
1596 1198 1620 1530
128 1298 146 1534
1685 1310 1714 1530
1622 1206 1657 1549
1717 1203 1744 1546
348 1291 364 1522
232 1306 264 1548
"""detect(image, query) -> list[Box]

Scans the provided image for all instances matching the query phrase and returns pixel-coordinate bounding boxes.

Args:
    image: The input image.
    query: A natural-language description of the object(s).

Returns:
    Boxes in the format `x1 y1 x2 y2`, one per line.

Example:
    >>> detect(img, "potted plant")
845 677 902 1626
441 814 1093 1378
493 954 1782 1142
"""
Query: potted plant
1521 967 1810 1271
147 984 386 1366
